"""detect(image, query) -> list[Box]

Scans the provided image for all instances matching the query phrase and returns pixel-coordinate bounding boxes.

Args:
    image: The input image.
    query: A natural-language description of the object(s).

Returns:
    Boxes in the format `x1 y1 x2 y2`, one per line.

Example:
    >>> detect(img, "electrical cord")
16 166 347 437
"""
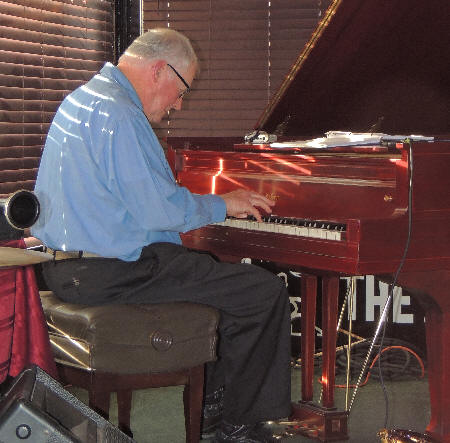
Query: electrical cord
347 139 415 419
377 139 414 427
333 337 425 387
291 140 418 427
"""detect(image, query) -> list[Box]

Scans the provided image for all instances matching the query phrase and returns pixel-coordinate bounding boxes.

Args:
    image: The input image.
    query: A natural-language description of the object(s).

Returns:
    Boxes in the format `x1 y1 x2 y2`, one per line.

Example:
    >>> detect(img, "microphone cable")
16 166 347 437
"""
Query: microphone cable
347 139 415 425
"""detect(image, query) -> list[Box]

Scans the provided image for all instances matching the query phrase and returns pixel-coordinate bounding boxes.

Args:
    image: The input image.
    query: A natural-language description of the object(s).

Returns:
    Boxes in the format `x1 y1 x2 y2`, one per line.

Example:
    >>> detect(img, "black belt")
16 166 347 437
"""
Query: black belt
46 248 101 260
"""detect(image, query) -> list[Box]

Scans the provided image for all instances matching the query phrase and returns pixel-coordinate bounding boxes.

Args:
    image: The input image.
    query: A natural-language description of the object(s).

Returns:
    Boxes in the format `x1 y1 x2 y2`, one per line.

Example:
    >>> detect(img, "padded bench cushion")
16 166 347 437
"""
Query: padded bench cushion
40 291 219 375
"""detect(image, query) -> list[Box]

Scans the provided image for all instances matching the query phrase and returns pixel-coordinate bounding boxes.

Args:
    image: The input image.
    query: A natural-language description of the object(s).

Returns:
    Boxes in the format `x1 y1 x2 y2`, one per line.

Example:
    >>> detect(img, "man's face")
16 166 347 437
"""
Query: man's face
144 62 196 124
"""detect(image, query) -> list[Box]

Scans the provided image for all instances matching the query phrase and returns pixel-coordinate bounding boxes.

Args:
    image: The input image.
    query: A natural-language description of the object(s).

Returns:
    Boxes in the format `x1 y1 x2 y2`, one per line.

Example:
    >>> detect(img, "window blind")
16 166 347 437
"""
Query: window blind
0 0 114 197
143 0 329 138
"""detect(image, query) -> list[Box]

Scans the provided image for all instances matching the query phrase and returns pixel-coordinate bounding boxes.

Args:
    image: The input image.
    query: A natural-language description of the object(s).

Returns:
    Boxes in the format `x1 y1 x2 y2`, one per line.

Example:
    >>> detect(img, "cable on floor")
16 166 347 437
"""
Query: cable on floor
332 337 425 388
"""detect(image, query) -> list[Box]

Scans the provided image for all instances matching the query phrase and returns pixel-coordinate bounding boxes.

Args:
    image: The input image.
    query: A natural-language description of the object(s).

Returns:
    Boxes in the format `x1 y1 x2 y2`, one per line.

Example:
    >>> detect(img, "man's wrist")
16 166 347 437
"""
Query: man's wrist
211 194 227 222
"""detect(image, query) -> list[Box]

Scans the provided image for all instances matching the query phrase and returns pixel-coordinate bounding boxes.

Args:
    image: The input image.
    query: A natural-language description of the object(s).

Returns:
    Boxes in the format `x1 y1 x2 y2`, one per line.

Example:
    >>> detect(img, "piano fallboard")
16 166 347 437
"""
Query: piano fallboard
175 145 407 221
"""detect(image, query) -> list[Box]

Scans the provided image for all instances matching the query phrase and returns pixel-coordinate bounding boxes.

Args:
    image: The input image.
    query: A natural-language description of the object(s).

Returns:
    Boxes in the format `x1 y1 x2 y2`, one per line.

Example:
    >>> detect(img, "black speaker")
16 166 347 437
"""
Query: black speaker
0 366 135 442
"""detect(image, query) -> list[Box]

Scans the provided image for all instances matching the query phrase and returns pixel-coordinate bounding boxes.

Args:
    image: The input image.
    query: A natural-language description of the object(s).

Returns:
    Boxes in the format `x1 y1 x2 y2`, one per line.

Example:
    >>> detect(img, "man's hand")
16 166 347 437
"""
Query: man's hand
220 189 275 222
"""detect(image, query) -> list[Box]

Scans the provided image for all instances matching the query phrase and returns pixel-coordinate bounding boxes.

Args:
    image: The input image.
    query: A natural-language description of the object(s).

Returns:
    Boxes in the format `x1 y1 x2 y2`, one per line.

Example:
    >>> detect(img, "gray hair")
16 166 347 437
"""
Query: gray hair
121 28 197 70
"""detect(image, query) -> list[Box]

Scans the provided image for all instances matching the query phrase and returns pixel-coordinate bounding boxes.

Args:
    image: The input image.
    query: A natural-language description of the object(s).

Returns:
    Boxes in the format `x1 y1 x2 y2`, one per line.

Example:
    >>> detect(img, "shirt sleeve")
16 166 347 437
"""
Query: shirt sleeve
97 108 226 233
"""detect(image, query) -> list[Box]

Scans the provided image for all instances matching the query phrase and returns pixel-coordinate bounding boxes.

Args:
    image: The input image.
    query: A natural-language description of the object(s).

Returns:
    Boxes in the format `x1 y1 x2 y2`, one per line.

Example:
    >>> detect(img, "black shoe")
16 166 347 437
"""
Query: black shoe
212 421 278 443
201 387 224 439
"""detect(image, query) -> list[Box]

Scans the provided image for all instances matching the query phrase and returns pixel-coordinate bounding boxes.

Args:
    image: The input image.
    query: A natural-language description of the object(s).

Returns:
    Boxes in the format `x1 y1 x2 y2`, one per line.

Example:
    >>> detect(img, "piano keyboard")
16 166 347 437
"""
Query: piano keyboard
215 216 346 241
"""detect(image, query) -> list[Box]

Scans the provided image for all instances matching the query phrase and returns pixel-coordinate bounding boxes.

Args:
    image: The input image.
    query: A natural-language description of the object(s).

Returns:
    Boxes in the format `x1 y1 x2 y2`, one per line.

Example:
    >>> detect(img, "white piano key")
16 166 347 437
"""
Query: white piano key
214 217 345 241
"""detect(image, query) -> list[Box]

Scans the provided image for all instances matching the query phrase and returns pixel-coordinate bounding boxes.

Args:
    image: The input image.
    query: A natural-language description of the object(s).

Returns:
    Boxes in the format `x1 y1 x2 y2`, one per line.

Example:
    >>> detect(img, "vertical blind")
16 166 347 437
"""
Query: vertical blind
0 0 114 197
143 0 330 138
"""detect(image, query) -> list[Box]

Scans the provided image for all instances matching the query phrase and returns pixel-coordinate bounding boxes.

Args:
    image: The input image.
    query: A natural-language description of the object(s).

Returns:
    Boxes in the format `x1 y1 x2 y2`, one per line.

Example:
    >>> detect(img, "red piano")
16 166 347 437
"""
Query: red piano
167 0 450 441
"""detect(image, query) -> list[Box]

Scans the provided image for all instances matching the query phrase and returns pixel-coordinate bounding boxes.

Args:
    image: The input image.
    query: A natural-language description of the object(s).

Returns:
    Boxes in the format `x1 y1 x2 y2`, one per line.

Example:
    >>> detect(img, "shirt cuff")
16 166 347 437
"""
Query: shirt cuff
209 194 227 222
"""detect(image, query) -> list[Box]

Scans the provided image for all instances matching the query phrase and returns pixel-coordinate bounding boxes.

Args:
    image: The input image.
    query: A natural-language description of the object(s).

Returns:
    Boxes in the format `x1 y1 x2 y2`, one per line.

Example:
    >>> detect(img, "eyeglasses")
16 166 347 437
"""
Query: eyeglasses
167 63 191 99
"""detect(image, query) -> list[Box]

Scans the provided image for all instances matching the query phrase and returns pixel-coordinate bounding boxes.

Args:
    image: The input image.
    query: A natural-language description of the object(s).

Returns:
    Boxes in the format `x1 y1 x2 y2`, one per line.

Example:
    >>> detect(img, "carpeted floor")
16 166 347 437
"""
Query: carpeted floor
67 366 430 443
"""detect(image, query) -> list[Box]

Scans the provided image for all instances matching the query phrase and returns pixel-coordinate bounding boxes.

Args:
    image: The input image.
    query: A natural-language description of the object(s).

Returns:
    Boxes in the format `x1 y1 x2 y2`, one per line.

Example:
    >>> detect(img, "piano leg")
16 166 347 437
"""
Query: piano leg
300 274 317 402
289 274 348 442
395 270 450 443
321 276 340 409
425 304 450 442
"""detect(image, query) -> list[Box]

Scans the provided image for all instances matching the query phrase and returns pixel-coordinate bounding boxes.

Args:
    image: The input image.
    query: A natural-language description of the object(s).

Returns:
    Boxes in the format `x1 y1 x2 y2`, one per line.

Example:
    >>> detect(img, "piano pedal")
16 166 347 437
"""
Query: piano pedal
289 402 349 441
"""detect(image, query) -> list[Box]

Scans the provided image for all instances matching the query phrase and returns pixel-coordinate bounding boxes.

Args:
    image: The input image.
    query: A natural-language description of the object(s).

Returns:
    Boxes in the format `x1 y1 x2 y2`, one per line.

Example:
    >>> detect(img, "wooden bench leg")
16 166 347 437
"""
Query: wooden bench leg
58 363 207 442
117 389 133 438
183 365 204 443
88 389 111 420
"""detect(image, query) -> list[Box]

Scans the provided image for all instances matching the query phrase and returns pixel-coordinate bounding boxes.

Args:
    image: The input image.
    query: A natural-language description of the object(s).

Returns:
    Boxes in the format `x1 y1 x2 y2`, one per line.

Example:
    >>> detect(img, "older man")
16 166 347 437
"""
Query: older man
33 28 291 442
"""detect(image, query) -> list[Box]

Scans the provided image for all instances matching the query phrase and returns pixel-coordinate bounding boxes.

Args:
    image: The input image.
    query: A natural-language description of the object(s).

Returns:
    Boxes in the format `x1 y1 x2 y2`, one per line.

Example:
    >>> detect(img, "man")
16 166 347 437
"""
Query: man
32 28 291 442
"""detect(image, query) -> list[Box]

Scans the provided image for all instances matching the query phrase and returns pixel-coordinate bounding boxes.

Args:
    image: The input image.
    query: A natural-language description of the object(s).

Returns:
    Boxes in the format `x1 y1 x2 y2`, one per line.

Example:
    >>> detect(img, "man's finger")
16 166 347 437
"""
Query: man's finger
251 200 273 214
247 206 262 222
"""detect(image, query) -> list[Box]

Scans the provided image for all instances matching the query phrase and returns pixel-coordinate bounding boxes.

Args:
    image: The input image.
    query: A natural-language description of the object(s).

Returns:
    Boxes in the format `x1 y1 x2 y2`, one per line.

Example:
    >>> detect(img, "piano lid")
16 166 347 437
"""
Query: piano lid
257 0 450 139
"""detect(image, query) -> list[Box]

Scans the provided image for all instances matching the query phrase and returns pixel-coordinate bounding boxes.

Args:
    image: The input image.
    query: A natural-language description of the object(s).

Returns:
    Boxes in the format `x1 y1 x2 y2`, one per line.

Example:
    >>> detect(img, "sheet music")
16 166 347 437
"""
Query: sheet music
269 131 434 149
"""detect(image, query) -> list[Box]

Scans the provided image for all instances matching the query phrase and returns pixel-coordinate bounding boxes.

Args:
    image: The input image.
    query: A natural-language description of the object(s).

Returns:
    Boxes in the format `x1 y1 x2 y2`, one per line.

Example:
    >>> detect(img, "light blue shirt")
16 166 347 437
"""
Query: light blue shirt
32 63 226 261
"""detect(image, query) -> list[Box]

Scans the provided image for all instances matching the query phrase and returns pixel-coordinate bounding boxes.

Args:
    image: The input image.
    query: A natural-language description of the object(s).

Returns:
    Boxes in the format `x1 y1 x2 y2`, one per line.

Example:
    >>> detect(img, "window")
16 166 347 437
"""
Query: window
143 0 329 138
0 0 114 196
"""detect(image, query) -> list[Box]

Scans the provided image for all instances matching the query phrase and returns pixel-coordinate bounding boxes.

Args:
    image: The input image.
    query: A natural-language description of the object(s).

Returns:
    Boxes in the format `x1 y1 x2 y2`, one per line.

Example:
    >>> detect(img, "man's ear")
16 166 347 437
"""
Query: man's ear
151 60 167 84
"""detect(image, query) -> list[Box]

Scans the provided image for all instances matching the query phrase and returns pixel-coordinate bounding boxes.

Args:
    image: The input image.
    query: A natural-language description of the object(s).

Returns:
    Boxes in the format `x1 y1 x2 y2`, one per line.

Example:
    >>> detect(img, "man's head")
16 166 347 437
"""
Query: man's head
117 28 198 123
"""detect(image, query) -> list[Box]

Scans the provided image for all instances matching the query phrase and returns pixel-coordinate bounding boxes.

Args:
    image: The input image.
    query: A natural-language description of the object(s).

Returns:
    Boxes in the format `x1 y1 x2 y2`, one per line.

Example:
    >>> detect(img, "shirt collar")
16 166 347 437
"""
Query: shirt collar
99 62 143 109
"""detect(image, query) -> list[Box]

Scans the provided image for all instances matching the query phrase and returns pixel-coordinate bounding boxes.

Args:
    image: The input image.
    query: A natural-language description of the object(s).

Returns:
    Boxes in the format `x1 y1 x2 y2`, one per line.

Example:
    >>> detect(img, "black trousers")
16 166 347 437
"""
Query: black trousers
42 242 292 424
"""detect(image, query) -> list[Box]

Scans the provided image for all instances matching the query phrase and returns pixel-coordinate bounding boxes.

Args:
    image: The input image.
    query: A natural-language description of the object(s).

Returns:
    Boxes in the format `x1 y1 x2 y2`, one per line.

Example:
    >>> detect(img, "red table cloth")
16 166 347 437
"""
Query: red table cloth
0 239 57 384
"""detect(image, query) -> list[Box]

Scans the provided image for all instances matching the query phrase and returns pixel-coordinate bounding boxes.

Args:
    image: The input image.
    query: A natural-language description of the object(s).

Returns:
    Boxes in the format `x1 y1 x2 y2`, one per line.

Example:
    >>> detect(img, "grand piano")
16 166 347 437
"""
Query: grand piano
166 0 450 441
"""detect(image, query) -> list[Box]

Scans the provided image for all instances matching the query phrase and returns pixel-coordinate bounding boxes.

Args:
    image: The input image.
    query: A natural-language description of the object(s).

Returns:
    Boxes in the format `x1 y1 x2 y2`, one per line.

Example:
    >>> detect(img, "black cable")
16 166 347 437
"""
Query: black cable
378 139 415 427
335 337 425 380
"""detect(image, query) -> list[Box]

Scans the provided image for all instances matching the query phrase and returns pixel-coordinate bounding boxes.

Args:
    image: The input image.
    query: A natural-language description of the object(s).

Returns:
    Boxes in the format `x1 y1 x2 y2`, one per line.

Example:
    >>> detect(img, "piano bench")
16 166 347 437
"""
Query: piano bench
39 291 219 443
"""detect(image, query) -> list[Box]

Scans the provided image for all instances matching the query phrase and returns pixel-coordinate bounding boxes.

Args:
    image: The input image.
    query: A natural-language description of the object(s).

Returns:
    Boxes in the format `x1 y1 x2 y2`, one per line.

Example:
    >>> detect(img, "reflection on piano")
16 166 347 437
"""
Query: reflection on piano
167 0 450 441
